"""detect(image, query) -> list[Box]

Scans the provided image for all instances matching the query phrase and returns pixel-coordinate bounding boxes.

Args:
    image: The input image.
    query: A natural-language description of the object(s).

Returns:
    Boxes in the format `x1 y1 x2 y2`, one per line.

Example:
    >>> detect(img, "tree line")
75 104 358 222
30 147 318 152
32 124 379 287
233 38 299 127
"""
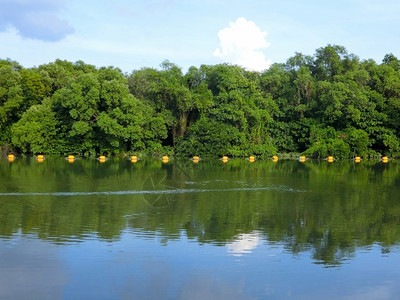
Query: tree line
1 44 399 158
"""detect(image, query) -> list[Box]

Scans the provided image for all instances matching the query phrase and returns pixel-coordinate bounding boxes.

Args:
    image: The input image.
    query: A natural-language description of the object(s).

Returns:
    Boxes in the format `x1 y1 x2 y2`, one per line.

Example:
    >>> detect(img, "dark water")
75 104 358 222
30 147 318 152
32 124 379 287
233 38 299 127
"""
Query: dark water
0 157 399 299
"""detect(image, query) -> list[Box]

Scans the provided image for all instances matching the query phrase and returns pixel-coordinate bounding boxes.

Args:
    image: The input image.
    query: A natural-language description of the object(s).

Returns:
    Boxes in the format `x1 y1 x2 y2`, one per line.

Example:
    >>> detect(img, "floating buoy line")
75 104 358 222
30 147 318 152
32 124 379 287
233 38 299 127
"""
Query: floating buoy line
4 154 395 163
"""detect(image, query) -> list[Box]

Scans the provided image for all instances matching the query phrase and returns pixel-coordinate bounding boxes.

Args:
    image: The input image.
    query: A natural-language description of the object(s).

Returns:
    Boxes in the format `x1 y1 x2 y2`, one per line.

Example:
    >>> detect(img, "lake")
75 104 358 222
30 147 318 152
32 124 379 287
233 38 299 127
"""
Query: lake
0 157 399 299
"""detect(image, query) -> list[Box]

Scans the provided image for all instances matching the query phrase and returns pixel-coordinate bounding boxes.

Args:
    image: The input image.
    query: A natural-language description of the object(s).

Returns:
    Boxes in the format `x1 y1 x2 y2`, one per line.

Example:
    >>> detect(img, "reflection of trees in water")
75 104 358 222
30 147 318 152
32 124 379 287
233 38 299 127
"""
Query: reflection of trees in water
141 161 192 208
0 158 400 265
142 172 173 208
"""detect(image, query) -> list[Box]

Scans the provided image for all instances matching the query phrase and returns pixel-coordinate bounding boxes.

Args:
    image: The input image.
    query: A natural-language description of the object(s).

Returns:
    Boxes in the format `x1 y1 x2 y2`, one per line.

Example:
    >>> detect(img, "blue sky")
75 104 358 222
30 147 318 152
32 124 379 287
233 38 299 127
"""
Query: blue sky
0 0 399 72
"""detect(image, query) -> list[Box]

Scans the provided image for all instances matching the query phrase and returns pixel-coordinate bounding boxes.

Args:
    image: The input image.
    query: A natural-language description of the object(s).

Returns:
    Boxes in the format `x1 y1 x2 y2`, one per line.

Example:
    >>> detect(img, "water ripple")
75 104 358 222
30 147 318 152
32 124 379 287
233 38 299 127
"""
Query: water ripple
0 185 305 197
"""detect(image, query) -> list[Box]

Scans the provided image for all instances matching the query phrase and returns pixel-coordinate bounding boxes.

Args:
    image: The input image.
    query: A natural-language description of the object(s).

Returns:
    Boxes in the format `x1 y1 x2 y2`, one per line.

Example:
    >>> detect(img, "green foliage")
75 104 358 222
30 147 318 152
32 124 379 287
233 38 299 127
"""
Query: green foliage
129 61 214 148
0 45 399 157
303 138 351 159
343 127 370 156
49 66 169 155
175 116 246 156
11 99 57 154
0 60 24 142
303 126 351 158
178 64 277 157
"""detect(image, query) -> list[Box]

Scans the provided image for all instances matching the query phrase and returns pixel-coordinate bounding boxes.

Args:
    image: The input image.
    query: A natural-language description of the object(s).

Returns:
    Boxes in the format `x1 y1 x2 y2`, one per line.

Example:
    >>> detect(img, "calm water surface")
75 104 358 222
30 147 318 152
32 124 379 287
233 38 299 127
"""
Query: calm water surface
0 157 399 299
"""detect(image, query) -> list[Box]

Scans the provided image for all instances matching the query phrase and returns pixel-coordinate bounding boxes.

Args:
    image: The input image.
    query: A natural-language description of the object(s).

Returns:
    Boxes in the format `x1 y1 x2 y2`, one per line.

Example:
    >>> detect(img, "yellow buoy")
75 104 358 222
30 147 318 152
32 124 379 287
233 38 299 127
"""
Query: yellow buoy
162 155 169 163
8 154 14 162
222 156 229 163
299 156 306 162
354 156 361 163
99 155 106 163
249 156 255 163
68 155 75 160
192 156 200 163
272 155 278 162
382 156 388 163
327 156 334 162
37 155 44 160
131 155 138 163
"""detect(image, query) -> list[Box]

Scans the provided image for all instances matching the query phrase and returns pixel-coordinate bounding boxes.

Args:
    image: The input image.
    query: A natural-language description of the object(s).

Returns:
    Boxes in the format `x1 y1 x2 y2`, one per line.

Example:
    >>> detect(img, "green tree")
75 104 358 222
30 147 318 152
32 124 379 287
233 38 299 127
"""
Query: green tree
11 99 58 153
0 60 24 143
129 61 213 147
20 68 51 108
177 64 277 156
52 72 100 153
383 53 400 71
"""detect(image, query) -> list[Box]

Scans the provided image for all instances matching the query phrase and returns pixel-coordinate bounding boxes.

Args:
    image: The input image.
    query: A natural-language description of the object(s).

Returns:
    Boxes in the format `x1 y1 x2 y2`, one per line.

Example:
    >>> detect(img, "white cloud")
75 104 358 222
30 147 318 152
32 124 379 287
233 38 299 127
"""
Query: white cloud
0 0 74 41
214 17 272 72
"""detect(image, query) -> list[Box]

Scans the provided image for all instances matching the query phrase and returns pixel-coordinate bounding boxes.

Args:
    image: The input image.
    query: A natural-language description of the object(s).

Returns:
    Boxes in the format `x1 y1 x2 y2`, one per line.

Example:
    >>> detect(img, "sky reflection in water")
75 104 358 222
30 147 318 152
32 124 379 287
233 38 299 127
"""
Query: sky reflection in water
0 158 400 299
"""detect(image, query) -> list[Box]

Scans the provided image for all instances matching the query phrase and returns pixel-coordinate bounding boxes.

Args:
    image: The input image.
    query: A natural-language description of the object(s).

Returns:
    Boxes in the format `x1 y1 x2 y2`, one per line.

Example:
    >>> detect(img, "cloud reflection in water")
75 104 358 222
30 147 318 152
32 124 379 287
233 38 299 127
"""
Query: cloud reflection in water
226 231 261 257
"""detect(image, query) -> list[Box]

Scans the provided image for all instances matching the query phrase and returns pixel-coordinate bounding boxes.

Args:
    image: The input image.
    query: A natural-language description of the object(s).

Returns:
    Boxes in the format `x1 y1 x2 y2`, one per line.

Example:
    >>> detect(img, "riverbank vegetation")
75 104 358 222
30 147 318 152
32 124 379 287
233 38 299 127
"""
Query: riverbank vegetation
1 45 399 158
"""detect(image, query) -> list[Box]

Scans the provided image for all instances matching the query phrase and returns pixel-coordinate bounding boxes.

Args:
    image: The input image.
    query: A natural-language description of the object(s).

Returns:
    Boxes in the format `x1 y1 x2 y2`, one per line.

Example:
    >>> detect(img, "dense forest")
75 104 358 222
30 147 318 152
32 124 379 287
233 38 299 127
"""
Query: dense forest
1 44 399 158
